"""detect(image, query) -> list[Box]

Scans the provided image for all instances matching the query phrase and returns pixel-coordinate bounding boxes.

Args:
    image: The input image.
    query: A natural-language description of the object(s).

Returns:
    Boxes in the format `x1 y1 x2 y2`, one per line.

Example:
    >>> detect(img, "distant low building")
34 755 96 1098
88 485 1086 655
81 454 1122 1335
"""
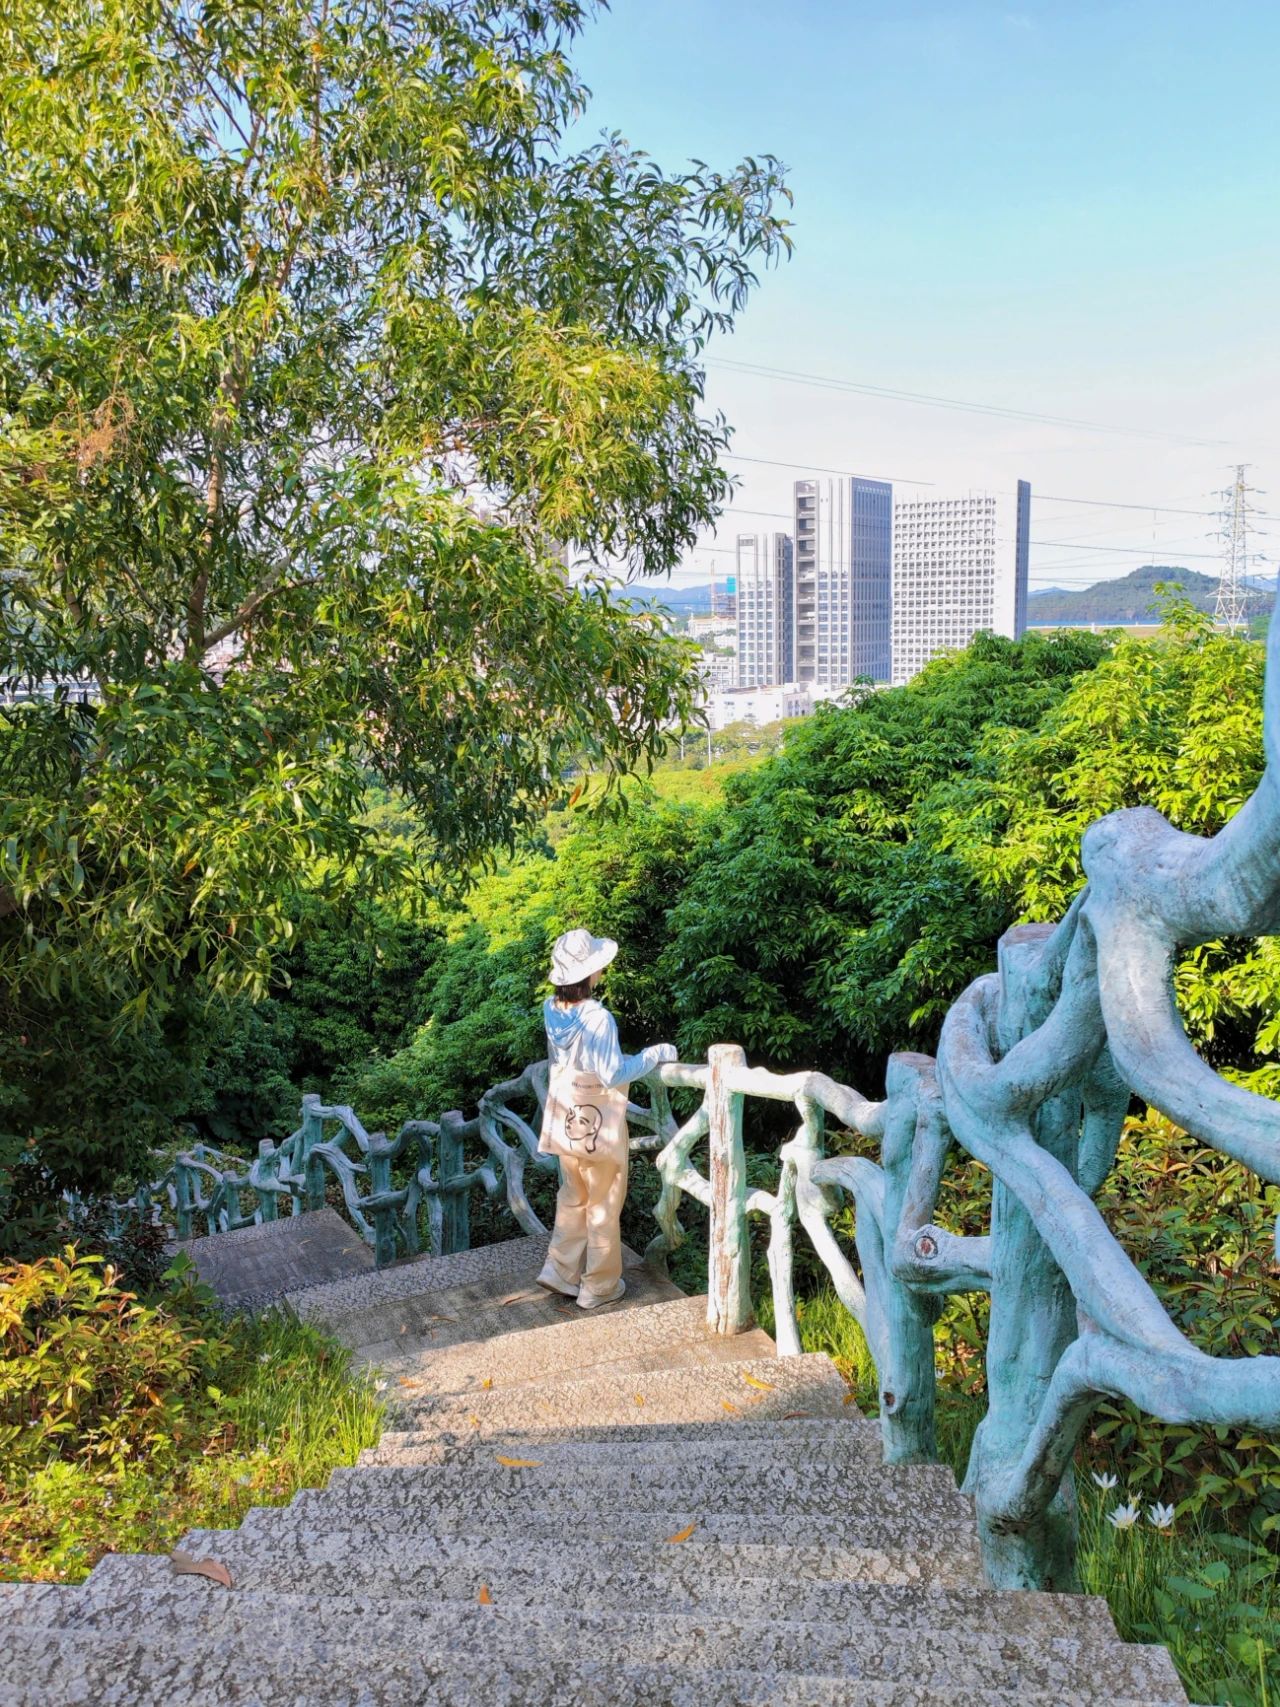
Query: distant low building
703 681 813 732
688 611 737 643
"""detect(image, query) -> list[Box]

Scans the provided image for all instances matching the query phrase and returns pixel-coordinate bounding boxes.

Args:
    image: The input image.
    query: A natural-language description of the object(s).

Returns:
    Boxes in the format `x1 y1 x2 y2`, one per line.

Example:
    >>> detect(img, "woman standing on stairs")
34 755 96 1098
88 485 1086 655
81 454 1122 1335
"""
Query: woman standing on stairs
537 928 677 1310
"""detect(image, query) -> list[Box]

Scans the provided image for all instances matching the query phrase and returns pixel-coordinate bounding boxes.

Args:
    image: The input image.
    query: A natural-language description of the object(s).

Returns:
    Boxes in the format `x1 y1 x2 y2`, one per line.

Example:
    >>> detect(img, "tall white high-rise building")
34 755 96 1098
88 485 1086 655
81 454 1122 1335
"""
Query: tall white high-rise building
735 532 794 687
792 477 893 689
890 480 1031 686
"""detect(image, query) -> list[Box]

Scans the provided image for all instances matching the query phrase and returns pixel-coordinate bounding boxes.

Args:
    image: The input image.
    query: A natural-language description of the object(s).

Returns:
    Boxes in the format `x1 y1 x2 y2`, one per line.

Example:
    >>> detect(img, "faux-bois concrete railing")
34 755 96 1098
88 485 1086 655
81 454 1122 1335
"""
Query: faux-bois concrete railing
94 610 1280 1594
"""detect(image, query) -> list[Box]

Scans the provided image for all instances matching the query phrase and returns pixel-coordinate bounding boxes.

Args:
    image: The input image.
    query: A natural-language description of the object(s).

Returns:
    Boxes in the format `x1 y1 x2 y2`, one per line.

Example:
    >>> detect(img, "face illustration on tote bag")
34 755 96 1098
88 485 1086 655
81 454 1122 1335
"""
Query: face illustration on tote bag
564 1103 603 1153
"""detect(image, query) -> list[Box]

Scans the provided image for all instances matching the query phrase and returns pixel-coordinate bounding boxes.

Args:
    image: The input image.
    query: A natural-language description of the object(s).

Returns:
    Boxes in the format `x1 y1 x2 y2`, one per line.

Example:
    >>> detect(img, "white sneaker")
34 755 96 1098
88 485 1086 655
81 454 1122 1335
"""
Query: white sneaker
536 1265 580 1299
577 1278 626 1310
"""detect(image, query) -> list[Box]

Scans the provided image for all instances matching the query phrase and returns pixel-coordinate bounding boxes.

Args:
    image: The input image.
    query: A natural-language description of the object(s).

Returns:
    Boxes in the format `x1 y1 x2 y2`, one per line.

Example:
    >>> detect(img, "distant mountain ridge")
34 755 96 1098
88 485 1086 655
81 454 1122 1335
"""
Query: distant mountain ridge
617 581 716 616
1027 564 1272 626
617 565 1272 629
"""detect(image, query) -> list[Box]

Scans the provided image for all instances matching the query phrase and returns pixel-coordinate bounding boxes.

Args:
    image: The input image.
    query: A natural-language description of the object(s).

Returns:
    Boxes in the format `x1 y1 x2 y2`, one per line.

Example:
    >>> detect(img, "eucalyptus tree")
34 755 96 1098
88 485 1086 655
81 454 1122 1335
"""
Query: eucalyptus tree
0 0 790 1183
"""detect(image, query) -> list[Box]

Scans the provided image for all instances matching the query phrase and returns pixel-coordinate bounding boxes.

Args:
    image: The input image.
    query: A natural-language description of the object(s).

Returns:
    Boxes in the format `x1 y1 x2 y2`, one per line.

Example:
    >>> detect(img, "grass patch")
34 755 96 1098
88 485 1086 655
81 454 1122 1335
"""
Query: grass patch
1 1251 384 1584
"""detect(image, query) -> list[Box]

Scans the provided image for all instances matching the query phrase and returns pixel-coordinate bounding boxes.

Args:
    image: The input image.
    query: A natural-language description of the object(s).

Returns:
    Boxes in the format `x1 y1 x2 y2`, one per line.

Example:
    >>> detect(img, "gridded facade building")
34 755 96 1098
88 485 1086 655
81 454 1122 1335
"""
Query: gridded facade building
890 480 1031 686
792 477 893 689
735 532 794 687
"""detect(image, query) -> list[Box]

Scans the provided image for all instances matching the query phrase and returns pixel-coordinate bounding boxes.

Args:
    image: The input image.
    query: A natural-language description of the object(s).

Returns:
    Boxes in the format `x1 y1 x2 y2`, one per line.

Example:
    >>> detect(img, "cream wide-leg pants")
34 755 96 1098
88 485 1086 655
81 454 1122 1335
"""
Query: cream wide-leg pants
544 1149 629 1303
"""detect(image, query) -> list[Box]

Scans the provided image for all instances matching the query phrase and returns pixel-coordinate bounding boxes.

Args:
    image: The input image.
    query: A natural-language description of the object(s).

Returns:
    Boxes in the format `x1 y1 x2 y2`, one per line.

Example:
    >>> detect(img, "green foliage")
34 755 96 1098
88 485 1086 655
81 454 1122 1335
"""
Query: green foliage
0 988 215 1200
0 1249 382 1582
273 900 444 1091
0 0 790 1184
658 628 1112 1075
1077 1492 1280 1707
338 798 716 1126
1 1249 220 1478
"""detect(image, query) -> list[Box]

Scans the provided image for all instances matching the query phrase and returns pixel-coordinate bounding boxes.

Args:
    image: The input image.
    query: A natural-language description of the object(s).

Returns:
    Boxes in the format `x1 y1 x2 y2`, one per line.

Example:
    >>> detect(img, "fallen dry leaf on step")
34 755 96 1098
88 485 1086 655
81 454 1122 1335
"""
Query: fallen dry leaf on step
666 1522 698 1544
720 1399 737 1414
780 1411 811 1420
468 1414 481 1427
481 1377 493 1390
171 1549 232 1589
633 1394 645 1407
741 1372 775 1391
477 1584 493 1605
842 1393 859 1406
499 1290 541 1306
495 1455 542 1468
397 1377 422 1389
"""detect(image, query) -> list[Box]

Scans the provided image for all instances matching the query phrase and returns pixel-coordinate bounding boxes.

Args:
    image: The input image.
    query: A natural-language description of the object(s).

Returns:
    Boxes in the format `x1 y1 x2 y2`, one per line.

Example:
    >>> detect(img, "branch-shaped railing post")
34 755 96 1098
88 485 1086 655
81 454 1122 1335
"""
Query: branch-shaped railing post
438 1111 470 1255
254 1141 281 1222
299 1093 326 1213
707 1042 754 1334
365 1135 399 1269
960 924 1084 1590
875 1053 946 1465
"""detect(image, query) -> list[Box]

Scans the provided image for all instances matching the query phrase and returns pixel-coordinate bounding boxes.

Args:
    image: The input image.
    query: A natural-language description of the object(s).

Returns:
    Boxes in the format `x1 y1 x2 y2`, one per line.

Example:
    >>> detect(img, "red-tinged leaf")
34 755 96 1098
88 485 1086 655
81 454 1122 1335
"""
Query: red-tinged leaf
171 1549 232 1588
666 1522 698 1544
478 1584 493 1605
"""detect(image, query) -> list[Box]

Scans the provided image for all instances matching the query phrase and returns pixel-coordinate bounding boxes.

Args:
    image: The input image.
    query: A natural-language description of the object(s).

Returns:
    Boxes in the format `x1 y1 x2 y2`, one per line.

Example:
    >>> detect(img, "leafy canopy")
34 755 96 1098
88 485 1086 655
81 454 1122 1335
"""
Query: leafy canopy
0 0 790 1191
0 0 791 1025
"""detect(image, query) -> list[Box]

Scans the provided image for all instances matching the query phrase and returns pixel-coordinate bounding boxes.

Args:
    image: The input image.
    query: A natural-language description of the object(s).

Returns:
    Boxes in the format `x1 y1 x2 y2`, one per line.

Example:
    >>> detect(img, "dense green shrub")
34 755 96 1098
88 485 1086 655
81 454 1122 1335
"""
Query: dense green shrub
0 1249 382 1583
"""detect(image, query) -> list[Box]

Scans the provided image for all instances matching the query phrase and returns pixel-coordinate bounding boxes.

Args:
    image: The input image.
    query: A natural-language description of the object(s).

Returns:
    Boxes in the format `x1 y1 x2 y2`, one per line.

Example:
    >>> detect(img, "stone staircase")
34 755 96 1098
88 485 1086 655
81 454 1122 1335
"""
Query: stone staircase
0 1222 1191 1706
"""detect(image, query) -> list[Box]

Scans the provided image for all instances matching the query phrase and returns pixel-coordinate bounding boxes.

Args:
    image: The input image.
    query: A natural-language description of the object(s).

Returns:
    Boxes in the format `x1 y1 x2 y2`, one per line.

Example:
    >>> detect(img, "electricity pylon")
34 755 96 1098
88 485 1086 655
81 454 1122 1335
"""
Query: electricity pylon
1214 465 1259 635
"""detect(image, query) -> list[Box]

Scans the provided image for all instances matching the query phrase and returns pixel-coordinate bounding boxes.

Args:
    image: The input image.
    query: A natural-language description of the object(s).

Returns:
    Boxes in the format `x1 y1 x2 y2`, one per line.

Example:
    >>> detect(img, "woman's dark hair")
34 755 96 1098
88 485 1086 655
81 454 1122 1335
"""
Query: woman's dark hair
552 977 596 1004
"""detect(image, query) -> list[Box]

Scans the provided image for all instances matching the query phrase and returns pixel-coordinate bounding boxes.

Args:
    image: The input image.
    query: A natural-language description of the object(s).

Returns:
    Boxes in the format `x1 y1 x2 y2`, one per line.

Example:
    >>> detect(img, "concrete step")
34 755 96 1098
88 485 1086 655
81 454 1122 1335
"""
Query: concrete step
0 1627 1190 1707
338 1253 696 1364
79 1548 1119 1641
322 1452 972 1520
389 1350 852 1431
286 1231 554 1326
356 1291 776 1390
175 1516 981 1590
177 1207 374 1312
366 1412 881 1462
2 1581 1189 1704
258 1487 983 1561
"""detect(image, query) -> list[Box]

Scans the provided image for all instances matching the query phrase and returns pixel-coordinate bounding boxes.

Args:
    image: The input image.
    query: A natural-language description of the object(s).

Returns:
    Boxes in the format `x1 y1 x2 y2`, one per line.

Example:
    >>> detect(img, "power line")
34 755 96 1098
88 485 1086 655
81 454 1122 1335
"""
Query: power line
709 357 1226 448
725 452 933 485
722 454 1235 520
680 536 1221 564
1034 539 1221 560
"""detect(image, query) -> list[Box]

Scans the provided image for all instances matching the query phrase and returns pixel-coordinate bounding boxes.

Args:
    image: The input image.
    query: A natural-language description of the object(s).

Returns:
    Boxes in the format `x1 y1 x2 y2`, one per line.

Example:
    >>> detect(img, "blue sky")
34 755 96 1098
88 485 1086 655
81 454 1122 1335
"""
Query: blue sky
569 1 1280 588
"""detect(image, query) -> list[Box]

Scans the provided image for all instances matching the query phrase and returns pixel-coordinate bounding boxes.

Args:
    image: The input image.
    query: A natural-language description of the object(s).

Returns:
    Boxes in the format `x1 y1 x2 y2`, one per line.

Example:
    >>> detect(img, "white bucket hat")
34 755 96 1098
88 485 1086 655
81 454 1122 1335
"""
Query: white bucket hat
549 928 618 987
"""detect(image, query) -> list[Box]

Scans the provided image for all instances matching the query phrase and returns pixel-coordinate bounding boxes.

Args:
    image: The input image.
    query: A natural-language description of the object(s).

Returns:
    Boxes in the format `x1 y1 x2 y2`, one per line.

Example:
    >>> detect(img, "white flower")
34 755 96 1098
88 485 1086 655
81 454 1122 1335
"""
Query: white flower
1091 1471 1118 1490
1147 1502 1175 1531
1107 1502 1141 1530
374 1379 387 1394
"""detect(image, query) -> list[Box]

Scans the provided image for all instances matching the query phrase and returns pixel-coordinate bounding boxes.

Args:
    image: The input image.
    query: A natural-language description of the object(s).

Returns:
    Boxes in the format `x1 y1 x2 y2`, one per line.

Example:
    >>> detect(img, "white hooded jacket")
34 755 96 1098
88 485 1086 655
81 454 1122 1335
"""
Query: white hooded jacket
538 998 676 1161
541 998 675 1089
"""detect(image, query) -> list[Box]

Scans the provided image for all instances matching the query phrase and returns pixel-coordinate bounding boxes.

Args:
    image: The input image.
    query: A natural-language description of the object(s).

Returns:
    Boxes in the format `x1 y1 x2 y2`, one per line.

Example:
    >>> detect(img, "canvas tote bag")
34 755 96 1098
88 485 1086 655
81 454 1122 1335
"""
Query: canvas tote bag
539 1067 629 1164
